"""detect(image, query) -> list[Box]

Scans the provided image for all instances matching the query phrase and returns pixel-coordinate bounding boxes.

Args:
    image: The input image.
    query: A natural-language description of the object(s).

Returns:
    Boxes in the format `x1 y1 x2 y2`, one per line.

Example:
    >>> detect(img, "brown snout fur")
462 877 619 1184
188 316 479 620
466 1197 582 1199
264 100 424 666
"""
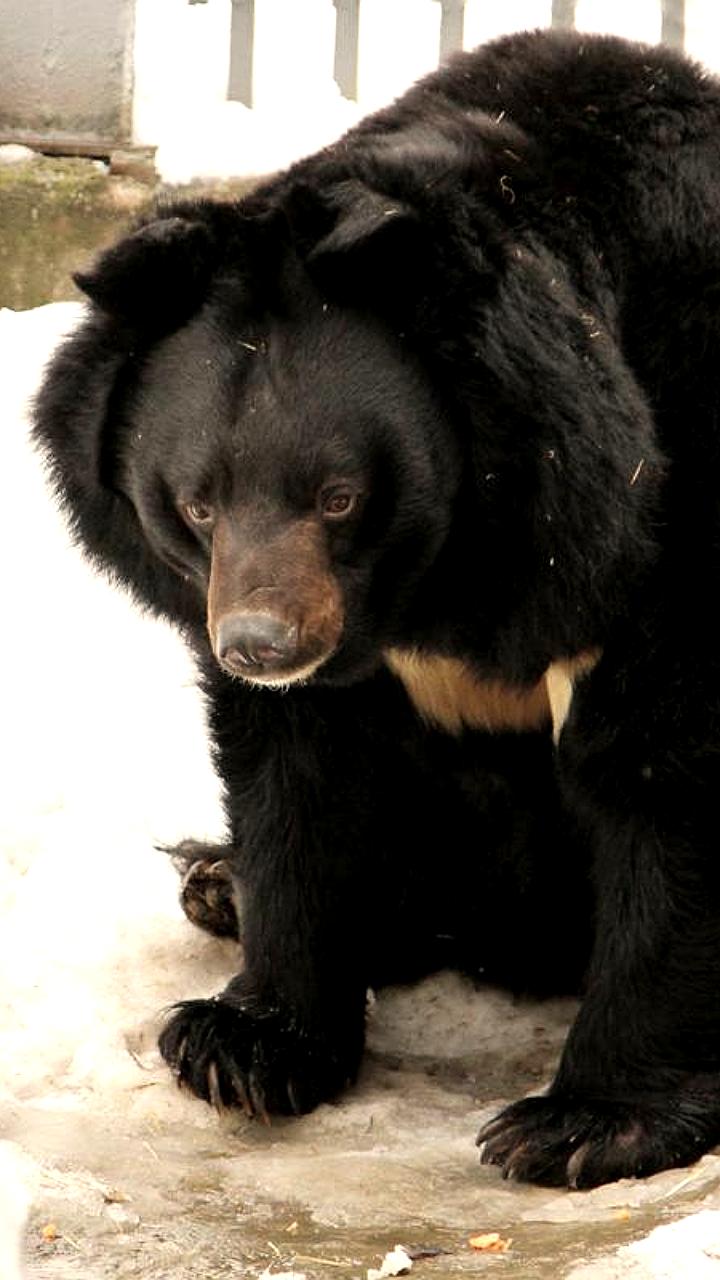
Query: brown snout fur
207 513 344 678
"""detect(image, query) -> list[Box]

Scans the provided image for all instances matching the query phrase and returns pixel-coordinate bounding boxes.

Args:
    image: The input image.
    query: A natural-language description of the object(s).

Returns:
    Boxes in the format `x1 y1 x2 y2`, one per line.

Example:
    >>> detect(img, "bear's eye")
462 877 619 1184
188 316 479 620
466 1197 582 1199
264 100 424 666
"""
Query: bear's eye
181 499 215 528
319 486 358 521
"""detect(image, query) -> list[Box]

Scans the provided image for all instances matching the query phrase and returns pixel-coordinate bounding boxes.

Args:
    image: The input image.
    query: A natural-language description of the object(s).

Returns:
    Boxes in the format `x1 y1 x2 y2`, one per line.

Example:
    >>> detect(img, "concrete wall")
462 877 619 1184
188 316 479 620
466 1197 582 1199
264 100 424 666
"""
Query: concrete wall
0 0 135 144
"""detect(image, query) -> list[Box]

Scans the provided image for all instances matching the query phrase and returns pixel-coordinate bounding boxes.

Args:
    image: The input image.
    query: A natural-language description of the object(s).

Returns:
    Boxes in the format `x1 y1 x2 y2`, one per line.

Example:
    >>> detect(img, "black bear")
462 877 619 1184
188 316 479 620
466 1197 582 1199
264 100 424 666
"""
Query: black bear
33 27 720 1189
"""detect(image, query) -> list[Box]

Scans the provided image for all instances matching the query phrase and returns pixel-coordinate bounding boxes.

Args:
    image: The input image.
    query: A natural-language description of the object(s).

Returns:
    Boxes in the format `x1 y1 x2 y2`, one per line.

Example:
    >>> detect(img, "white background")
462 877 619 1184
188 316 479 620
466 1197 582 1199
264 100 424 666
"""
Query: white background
131 0 720 181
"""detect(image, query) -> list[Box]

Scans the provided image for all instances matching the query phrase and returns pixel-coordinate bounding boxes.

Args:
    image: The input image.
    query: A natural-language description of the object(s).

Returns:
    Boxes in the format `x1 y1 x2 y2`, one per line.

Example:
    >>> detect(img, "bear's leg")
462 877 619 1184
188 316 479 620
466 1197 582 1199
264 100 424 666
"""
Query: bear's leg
479 641 720 1187
159 671 405 1116
158 667 584 1115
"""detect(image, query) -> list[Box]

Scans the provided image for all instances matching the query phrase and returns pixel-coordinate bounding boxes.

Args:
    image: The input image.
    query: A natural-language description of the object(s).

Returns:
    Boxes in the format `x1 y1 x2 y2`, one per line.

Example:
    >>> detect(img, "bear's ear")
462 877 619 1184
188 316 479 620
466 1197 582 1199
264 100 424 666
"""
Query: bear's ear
307 179 419 256
285 115 523 310
74 215 219 333
284 175 420 255
284 177 426 311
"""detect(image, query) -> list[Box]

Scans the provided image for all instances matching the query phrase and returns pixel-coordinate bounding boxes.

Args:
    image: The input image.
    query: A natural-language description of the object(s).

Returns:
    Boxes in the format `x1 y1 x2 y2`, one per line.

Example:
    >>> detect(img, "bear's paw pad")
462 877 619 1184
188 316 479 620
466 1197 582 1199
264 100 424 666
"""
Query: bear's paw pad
179 857 240 939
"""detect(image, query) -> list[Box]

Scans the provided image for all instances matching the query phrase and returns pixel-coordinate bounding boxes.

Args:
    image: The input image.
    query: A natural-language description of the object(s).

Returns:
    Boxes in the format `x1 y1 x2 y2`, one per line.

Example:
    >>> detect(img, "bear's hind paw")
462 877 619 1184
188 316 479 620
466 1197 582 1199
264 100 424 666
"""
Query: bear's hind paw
179 858 240 940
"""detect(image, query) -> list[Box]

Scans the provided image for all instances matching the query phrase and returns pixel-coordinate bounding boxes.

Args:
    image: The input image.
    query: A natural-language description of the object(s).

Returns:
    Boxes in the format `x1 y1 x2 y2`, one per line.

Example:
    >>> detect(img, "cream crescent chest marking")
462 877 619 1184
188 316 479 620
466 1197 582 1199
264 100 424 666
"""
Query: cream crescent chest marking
544 650 601 742
385 648 600 740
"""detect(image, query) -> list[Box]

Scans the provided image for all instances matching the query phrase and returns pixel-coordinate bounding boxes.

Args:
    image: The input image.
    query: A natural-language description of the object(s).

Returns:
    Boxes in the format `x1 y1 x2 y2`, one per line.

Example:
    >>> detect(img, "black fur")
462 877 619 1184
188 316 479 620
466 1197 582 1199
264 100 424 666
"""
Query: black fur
32 29 720 1188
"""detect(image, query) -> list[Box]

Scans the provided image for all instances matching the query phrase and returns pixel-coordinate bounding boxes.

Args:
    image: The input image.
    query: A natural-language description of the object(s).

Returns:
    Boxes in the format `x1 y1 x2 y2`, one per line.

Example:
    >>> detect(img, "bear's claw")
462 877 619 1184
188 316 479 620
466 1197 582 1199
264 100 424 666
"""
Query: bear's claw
477 1092 718 1189
158 996 361 1119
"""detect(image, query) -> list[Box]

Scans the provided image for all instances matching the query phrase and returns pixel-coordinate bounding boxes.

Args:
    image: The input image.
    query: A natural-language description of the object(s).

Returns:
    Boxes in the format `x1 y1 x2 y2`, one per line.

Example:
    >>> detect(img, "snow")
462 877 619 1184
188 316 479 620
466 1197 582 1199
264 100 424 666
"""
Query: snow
567 1210 720 1278
0 303 229 1272
0 307 227 1085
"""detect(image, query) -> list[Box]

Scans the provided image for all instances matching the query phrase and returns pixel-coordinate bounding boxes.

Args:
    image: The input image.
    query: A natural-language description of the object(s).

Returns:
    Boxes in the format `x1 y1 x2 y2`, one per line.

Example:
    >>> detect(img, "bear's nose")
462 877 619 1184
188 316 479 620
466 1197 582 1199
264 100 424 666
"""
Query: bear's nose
215 613 299 673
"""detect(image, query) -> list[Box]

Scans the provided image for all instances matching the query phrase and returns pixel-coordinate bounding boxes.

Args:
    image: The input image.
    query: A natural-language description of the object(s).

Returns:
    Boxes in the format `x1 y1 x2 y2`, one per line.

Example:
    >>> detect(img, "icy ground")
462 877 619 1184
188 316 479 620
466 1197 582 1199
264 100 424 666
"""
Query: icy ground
3 304 720 1278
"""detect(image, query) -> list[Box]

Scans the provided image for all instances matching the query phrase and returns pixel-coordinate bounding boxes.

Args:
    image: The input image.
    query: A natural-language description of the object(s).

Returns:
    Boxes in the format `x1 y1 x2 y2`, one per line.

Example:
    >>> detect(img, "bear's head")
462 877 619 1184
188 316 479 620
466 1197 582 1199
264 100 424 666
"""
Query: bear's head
35 114 662 686
91 230 460 686
38 169 469 686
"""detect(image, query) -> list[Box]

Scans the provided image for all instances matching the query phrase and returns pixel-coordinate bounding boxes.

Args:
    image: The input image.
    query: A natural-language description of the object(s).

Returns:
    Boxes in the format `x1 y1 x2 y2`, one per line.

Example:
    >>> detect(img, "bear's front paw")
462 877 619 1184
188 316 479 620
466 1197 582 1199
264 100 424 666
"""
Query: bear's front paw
477 1091 717 1189
158 996 363 1117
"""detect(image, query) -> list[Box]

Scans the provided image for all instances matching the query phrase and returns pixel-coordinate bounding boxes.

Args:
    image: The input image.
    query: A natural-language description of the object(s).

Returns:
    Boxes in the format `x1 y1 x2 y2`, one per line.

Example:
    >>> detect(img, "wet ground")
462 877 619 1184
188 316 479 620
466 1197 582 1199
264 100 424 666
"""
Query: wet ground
3 195 720 1280
9 970 720 1280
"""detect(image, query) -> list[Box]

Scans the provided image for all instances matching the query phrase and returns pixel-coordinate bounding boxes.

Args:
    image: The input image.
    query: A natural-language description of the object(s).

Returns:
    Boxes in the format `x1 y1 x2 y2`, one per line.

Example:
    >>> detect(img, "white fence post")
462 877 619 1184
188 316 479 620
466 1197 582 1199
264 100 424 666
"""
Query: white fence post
552 0 577 27
661 0 685 48
334 0 360 99
228 0 255 107
438 0 466 60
